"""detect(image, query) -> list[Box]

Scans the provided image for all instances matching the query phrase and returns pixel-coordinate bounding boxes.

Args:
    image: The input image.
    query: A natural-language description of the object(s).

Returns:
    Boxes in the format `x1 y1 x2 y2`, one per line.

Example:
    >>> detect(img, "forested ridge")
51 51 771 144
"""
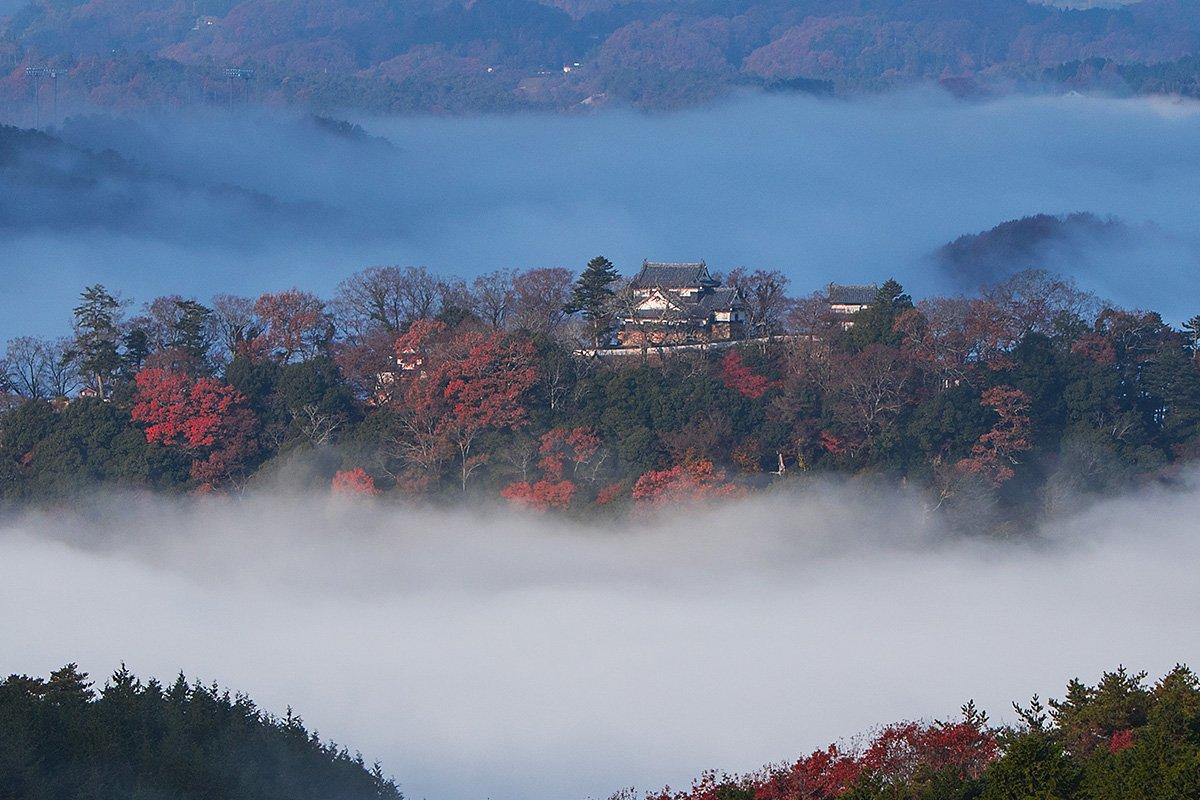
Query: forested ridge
3 662 1198 799
0 664 401 800
4 0 1200 113
3 260 1200 524
642 664 1200 800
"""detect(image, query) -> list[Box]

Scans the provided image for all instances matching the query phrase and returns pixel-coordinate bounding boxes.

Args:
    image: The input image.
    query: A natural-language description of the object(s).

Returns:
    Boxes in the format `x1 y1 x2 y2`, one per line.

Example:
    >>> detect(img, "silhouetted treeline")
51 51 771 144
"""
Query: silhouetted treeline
0 664 402 800
3 265 1200 523
641 664 1200 800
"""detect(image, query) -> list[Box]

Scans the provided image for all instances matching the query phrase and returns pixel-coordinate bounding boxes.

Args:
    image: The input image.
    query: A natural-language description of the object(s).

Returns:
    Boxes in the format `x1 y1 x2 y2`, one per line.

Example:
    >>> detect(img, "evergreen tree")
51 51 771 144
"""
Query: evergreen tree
0 665 404 800
172 299 215 370
120 326 151 379
1182 314 1200 348
70 285 123 398
565 256 620 348
843 278 914 351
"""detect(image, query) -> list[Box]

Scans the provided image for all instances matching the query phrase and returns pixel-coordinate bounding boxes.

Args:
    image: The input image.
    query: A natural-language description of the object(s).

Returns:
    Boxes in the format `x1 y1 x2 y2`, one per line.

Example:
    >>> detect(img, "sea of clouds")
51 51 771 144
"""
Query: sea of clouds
4 88 1200 341
1 476 1197 799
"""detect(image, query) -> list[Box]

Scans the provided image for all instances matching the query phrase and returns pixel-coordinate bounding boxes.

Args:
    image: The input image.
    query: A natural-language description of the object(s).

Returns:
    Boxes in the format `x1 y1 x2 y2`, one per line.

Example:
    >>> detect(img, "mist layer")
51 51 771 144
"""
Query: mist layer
5 90 1200 340
1 478 1197 799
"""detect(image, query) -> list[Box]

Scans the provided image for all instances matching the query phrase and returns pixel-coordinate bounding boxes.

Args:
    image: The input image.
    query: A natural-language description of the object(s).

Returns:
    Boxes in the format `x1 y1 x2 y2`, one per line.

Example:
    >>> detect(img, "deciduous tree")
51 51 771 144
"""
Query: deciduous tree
131 367 259 487
332 467 379 496
510 267 573 336
956 385 1032 486
253 289 331 363
632 458 741 505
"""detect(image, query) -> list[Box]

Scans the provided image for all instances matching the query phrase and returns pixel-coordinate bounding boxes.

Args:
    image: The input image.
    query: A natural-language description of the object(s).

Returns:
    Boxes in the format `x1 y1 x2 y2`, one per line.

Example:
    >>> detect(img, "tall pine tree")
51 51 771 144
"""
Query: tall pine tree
70 285 122 398
565 256 620 348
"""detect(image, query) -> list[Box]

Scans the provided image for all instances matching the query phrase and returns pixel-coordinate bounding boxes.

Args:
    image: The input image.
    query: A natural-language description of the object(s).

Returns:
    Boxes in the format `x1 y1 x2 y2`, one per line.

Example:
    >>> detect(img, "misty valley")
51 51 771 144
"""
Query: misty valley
4 1 1200 797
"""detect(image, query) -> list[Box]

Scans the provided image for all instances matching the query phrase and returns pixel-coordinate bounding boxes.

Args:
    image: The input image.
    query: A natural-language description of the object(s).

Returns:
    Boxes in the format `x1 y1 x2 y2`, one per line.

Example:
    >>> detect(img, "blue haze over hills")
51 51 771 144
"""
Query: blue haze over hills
3 89 1200 338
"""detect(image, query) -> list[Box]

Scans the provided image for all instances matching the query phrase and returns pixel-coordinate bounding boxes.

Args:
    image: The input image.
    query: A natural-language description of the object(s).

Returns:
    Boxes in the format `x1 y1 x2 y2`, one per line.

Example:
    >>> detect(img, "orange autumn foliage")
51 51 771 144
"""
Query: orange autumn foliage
632 459 742 506
332 468 379 496
500 478 576 511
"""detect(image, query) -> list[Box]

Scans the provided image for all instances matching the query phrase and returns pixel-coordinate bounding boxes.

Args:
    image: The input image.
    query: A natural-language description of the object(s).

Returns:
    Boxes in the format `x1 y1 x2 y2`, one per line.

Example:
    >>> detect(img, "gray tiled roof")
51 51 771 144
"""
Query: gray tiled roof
827 283 878 306
631 261 712 289
627 286 743 321
696 286 742 313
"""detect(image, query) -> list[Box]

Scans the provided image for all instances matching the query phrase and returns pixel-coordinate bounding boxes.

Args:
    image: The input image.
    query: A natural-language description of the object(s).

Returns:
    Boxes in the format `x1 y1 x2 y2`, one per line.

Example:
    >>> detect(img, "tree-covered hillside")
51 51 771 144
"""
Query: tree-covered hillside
645 664 1200 800
0 664 402 800
3 0 1200 113
6 662 1195 800
4 257 1200 525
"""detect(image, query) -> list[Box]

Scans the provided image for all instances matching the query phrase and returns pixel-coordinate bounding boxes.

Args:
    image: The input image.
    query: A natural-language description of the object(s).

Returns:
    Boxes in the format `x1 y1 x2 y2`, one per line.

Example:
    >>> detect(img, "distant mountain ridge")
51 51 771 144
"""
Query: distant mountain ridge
2 0 1200 113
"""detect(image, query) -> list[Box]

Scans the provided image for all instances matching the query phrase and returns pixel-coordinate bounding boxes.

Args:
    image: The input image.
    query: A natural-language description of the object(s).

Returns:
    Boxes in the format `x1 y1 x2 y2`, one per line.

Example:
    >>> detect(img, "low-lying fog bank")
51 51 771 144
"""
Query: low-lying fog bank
1 477 1197 799
5 90 1200 340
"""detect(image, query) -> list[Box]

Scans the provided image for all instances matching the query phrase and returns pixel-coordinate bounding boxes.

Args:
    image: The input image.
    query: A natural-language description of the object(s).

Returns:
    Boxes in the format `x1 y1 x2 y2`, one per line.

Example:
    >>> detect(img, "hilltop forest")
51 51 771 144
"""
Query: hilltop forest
3 0 1200 114
3 661 1198 800
644 664 1200 800
3 258 1200 524
0 664 402 800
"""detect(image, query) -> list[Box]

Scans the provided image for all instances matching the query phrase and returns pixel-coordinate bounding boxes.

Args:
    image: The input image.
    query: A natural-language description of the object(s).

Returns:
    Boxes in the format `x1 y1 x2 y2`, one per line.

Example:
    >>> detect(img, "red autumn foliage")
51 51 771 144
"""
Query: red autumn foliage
632 458 742 506
131 367 258 486
331 467 379 496
720 350 773 399
1071 331 1117 365
819 430 846 456
594 481 627 506
500 478 576 511
650 708 996 799
537 426 601 480
252 289 329 362
956 385 1033 487
861 718 997 784
501 427 600 510
763 745 863 799
1109 728 1135 754
390 320 539 490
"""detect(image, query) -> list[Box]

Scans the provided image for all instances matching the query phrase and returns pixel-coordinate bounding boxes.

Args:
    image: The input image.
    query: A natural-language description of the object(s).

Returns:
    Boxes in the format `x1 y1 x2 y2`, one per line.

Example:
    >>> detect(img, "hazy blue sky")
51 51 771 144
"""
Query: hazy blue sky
5 89 1200 339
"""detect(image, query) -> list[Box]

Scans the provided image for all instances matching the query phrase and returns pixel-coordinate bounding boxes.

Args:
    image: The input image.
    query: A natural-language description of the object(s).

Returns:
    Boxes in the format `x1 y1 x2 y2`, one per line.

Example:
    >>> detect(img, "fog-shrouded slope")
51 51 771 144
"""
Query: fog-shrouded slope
3 0 1200 113
934 213 1130 287
0 122 345 241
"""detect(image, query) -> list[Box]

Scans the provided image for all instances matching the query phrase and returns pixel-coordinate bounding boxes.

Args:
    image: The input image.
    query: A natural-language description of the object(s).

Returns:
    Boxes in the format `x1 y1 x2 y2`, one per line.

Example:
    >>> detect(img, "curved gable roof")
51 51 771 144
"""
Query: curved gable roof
632 261 711 289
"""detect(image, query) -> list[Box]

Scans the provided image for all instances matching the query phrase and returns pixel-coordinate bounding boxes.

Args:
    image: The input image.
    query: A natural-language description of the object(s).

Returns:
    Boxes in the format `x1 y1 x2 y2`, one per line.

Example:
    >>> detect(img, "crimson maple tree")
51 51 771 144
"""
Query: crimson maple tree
131 367 258 487
632 458 741 506
501 426 601 510
719 350 773 399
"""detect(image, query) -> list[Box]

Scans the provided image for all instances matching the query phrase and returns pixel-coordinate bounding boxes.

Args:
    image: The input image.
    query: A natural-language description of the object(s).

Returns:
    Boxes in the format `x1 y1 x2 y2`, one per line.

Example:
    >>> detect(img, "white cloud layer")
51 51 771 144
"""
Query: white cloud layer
2 477 1197 799
5 89 1200 340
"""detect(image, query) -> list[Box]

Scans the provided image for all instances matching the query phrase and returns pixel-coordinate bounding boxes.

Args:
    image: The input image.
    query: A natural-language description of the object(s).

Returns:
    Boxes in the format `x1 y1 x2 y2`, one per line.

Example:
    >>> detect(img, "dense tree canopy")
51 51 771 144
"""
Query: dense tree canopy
3 264 1199 526
0 664 402 800
648 664 1200 800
